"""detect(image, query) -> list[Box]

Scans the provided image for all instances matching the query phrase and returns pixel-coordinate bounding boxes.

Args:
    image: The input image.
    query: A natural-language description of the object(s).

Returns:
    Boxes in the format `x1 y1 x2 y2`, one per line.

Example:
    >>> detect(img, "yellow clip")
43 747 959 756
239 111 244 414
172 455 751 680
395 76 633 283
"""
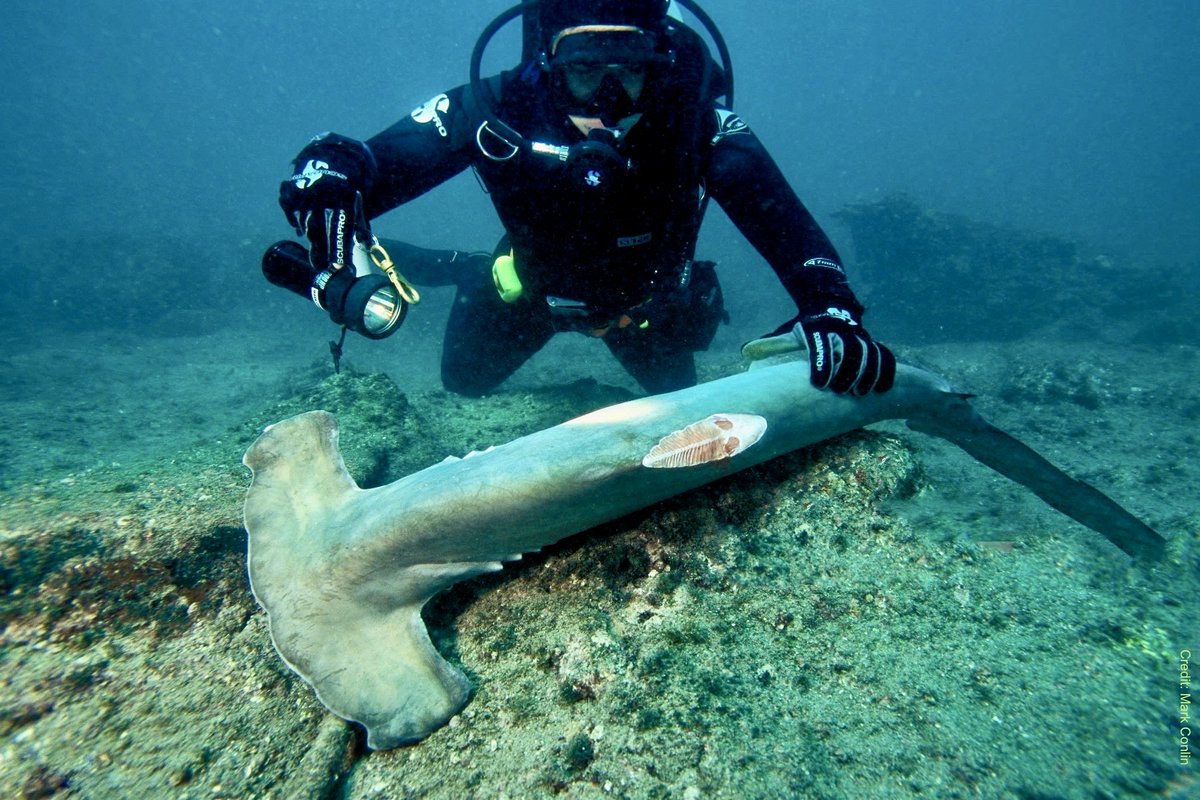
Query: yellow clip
368 239 421 305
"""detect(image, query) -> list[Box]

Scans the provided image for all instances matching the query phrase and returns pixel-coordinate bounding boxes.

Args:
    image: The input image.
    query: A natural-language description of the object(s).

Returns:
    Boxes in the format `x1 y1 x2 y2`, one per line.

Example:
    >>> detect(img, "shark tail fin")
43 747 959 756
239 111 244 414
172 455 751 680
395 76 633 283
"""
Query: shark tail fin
242 411 476 748
908 403 1166 563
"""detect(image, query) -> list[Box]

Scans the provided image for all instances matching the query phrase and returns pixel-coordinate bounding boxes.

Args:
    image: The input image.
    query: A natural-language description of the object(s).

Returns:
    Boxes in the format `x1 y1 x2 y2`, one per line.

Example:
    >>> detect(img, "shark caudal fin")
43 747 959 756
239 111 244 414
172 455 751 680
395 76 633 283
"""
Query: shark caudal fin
243 411 474 748
908 403 1167 563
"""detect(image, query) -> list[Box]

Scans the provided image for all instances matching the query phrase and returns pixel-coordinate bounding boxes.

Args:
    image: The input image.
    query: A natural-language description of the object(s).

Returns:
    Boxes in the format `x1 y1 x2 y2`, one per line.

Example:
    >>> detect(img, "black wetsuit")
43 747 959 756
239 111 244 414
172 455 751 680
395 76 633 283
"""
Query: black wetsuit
362 31 862 395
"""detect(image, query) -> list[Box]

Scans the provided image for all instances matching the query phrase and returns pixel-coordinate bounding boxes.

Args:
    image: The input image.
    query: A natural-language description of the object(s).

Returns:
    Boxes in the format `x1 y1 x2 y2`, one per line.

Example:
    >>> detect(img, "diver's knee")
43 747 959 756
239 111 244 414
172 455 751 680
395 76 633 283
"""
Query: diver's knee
441 364 499 397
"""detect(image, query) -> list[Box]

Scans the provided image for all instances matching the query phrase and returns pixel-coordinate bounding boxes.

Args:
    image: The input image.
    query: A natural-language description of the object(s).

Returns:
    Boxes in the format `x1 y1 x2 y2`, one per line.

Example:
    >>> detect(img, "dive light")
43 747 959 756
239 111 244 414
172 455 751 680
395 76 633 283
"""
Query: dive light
262 240 409 339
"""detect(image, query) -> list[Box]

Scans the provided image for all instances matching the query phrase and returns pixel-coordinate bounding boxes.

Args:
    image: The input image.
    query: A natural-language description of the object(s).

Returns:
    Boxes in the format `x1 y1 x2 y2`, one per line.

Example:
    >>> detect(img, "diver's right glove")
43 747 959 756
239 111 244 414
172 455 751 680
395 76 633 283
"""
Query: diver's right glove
794 306 896 395
278 132 377 269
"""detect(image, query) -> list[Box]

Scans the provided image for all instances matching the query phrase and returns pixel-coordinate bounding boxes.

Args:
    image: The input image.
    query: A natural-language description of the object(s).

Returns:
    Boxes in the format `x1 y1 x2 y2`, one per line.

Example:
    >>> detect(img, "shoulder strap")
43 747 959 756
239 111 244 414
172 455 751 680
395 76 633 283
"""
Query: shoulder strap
461 74 505 129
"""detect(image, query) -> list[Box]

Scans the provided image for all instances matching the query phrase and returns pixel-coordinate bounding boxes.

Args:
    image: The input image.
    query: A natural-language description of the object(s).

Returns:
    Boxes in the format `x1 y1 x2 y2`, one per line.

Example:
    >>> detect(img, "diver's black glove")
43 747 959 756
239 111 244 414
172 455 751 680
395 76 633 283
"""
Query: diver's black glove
278 132 377 269
794 307 896 395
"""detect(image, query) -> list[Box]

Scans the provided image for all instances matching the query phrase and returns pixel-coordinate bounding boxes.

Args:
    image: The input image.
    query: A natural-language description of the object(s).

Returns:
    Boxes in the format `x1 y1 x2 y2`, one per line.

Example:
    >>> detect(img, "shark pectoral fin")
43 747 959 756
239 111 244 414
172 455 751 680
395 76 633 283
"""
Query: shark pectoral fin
908 405 1167 563
741 332 806 370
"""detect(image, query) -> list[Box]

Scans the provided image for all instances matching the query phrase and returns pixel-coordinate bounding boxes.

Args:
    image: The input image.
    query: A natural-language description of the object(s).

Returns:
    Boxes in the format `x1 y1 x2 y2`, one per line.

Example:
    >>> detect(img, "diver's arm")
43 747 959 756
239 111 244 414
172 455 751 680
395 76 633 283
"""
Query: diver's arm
706 111 863 318
363 84 480 217
375 238 489 287
708 110 895 395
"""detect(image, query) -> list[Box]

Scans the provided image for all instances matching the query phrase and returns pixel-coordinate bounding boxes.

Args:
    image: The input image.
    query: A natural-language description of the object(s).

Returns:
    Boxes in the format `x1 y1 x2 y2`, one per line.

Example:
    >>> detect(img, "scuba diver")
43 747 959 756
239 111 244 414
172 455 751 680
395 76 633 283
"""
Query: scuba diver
270 0 895 397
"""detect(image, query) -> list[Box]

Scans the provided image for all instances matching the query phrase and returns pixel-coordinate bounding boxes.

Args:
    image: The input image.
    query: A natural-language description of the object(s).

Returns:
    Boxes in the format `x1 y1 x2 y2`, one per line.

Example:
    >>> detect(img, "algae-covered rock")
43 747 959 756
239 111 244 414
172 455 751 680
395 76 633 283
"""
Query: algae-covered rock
0 369 419 798
0 366 921 798
834 194 1192 346
350 430 924 799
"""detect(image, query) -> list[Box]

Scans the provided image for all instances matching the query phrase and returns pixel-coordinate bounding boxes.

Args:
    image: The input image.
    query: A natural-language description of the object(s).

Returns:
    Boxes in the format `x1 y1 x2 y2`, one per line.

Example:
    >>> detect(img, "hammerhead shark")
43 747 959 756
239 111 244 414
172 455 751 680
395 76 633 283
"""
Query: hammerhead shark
242 339 1165 749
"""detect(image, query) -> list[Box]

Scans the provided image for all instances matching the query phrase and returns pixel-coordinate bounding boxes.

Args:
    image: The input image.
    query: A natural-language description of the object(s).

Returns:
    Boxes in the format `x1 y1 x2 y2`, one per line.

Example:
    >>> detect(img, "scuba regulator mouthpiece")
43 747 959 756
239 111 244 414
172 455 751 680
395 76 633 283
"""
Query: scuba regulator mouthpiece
262 240 414 339
566 126 628 190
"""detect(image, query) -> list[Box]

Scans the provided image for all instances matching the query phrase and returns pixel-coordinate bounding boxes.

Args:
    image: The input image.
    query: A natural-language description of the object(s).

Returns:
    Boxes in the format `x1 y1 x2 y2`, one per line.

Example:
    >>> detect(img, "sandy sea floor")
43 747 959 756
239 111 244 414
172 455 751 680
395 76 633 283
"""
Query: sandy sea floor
0 309 1197 798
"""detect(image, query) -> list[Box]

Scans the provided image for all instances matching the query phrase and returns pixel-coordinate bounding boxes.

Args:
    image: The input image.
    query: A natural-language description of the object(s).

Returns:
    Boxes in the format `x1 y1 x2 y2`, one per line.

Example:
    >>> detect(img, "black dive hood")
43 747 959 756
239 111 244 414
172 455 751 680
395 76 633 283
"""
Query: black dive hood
469 0 734 164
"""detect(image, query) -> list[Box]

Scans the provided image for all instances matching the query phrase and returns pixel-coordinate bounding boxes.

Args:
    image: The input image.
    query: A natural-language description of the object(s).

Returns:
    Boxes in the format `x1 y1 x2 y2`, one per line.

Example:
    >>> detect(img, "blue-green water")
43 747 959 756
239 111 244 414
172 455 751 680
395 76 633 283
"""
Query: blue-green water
1 2 1197 797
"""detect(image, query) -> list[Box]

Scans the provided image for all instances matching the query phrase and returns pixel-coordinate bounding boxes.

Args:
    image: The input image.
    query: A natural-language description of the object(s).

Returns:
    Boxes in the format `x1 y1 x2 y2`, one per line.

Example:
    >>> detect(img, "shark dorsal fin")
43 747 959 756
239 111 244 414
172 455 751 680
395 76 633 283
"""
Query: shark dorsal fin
741 332 805 369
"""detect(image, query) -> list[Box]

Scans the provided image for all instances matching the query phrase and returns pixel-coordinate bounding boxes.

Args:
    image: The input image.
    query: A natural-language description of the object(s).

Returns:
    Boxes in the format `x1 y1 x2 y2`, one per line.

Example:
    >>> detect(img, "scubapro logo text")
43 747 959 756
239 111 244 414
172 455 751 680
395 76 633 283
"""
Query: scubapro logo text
811 331 825 370
411 94 450 138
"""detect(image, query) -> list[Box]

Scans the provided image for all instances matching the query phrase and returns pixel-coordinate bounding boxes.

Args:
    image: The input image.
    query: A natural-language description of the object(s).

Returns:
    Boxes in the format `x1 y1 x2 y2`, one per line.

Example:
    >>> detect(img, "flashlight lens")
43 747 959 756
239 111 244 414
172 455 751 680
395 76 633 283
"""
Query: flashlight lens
337 272 409 339
362 285 404 336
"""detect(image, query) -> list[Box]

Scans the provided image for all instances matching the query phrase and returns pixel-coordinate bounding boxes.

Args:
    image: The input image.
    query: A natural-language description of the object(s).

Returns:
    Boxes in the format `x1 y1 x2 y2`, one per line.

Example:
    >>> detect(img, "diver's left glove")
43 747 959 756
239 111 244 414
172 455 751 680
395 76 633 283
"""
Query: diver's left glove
278 132 378 269
794 307 896 395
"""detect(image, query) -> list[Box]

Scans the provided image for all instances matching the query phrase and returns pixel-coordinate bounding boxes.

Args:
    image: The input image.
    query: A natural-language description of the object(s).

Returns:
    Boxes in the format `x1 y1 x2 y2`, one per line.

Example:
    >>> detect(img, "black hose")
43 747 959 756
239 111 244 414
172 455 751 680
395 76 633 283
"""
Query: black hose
468 2 529 150
673 0 734 107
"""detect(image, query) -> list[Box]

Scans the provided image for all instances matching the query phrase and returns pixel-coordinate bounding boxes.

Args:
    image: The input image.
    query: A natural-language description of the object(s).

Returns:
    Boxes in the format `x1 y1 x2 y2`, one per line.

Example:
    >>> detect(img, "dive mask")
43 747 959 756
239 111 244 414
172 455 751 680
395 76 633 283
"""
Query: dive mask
549 27 659 117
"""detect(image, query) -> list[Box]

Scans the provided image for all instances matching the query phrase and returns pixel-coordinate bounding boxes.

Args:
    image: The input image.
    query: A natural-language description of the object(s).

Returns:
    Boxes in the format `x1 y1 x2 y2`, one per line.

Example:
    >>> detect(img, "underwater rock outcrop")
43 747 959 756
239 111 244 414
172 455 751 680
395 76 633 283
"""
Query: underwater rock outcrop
0 369 1185 798
834 194 1189 345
